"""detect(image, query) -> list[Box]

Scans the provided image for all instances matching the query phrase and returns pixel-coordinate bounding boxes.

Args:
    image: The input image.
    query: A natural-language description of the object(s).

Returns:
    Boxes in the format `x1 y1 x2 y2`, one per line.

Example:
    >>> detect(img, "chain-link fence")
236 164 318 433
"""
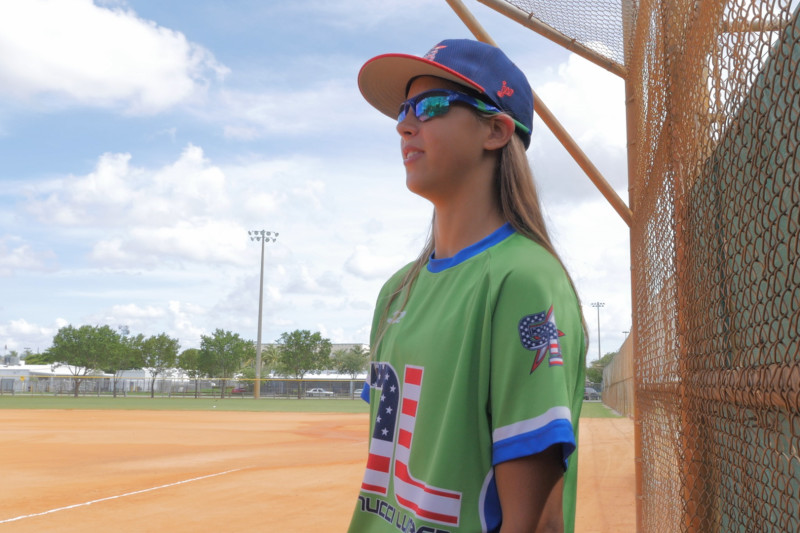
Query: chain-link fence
0 375 364 399
476 1 800 530
627 2 799 531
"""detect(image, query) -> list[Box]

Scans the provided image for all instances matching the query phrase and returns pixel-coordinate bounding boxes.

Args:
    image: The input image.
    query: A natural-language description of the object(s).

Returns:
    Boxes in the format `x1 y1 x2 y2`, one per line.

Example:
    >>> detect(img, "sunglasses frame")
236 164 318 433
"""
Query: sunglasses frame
397 89 531 135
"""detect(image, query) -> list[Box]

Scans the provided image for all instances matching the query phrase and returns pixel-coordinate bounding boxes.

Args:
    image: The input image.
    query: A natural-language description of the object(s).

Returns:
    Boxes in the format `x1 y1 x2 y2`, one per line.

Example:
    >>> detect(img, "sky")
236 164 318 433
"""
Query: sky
0 0 632 362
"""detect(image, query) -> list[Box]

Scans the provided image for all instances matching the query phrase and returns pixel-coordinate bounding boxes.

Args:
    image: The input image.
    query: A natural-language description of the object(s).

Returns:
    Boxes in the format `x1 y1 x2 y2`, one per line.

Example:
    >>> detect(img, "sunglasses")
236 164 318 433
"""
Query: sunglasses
397 89 531 134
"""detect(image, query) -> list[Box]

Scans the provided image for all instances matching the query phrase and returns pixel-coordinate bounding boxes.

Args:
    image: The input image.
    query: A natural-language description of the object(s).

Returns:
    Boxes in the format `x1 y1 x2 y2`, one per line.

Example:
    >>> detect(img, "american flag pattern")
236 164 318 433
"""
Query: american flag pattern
360 363 463 527
518 305 565 373
361 362 400 495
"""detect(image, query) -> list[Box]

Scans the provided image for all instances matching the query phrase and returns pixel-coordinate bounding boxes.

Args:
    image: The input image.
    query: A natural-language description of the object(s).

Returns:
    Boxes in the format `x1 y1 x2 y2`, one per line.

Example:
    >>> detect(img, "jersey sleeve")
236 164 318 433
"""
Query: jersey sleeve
489 260 582 468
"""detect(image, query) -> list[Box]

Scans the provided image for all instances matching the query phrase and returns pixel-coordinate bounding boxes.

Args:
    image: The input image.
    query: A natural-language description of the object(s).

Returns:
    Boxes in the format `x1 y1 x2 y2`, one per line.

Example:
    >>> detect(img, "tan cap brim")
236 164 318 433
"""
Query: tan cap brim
357 53 484 120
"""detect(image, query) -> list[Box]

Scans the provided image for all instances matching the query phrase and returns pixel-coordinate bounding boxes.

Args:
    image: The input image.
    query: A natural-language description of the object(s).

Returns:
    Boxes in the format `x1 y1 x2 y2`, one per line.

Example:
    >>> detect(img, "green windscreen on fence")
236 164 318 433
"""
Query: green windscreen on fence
628 2 800 531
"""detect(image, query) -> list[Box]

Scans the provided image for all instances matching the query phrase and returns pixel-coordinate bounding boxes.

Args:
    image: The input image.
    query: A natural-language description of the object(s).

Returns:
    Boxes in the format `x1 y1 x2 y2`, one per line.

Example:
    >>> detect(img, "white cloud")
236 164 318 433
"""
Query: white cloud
7 141 407 351
213 79 381 140
24 144 248 268
6 318 42 336
75 300 209 349
550 195 630 290
241 191 281 216
277 0 439 31
546 195 632 358
535 54 626 150
0 0 228 113
108 303 166 319
290 180 327 212
285 266 342 295
89 219 249 268
0 237 55 276
0 318 60 352
167 300 206 345
317 324 346 343
344 245 408 280
513 52 629 207
223 125 261 140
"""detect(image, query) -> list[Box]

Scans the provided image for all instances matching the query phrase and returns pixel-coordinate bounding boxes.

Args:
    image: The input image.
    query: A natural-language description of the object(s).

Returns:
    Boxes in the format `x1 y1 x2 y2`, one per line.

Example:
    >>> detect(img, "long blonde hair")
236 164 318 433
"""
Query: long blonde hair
371 127 588 358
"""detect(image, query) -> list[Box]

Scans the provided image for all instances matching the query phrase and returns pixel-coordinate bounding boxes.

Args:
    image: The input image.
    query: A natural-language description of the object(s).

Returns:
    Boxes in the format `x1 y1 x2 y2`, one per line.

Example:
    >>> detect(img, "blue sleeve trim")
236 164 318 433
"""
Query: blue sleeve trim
480 472 502 532
360 381 370 403
492 419 576 469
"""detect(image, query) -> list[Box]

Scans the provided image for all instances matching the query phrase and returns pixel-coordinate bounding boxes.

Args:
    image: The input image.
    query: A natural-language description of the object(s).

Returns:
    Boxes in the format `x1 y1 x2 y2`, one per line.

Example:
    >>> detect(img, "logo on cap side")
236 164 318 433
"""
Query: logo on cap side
423 45 447 61
497 81 514 98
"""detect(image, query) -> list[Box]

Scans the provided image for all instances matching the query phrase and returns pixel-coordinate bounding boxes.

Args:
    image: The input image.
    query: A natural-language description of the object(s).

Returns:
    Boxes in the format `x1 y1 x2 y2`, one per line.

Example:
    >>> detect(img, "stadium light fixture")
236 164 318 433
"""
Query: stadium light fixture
591 302 605 362
249 229 279 399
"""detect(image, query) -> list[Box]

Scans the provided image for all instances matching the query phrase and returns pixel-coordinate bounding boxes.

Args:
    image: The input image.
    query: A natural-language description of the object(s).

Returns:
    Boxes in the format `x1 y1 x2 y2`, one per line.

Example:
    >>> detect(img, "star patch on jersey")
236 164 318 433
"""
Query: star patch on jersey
518 305 565 373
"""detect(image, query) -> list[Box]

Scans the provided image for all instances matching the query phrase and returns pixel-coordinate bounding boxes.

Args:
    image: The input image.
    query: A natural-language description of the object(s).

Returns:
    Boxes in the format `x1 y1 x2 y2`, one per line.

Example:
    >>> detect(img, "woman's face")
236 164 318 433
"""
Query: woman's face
397 76 494 204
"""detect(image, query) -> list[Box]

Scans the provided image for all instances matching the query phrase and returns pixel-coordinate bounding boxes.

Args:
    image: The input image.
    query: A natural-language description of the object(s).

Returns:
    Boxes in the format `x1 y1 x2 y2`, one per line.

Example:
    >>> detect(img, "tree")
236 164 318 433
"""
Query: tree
177 348 204 398
274 330 332 399
262 344 281 376
46 325 121 397
332 345 369 379
105 329 141 398
22 352 50 365
586 351 618 384
199 329 250 399
237 344 281 395
236 342 265 390
132 333 180 398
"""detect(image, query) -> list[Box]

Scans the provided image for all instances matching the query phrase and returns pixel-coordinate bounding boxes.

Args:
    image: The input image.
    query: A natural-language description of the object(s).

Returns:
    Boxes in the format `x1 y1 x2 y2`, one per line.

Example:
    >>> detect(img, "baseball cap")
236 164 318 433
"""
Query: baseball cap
358 39 534 148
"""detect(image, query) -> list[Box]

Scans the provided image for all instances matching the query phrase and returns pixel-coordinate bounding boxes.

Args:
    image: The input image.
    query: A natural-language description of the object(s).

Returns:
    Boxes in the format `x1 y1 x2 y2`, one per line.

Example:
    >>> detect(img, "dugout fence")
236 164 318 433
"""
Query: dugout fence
603 336 635 418
447 0 800 531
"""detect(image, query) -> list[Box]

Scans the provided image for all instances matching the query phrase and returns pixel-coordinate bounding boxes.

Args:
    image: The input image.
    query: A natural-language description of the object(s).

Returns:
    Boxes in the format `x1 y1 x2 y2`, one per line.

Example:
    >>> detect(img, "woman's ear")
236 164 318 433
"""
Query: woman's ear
484 113 516 151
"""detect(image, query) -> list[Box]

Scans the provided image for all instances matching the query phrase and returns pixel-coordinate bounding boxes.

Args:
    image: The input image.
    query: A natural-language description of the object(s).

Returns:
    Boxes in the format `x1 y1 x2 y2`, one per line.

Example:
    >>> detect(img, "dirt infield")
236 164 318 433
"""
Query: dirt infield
0 409 634 532
575 418 636 532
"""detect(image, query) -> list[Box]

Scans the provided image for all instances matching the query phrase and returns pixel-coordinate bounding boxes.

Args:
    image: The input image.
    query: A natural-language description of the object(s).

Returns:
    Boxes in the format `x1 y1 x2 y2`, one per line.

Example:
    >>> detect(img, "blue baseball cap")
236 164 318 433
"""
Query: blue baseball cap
358 39 534 148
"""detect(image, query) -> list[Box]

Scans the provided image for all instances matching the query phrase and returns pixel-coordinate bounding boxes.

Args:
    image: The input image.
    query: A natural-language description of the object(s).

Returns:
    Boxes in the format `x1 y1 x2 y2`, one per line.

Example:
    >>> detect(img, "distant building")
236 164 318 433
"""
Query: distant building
330 343 369 353
0 363 111 394
1 355 20 366
0 363 196 395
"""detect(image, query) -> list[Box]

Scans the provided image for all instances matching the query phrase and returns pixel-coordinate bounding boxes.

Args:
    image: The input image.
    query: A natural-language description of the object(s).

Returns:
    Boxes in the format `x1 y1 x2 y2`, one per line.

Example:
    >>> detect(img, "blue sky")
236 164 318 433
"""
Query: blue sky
0 0 631 360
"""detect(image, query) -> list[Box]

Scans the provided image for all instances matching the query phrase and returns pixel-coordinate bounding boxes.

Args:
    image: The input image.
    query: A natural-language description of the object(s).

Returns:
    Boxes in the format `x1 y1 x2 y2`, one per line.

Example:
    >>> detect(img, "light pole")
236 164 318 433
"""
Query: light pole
591 302 605 362
249 229 278 399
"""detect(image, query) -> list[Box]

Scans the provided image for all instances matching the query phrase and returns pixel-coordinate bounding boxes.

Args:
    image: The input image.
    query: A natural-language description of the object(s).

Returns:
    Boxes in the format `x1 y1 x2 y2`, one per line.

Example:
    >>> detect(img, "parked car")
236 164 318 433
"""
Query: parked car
307 387 334 397
584 387 601 401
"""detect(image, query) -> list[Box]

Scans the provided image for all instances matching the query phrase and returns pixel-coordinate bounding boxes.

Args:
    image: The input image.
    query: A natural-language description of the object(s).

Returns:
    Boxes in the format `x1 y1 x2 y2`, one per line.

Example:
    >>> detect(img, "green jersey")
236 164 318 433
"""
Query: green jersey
348 224 586 533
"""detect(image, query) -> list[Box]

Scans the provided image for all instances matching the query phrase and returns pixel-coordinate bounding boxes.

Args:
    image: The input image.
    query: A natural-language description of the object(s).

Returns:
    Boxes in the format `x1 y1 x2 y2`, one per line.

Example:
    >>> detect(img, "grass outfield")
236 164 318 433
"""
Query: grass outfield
580 401 622 418
0 395 620 417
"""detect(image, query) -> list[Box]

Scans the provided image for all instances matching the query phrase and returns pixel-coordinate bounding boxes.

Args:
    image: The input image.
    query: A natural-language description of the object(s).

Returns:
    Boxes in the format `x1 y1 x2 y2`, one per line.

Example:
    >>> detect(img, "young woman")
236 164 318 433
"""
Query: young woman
349 39 587 533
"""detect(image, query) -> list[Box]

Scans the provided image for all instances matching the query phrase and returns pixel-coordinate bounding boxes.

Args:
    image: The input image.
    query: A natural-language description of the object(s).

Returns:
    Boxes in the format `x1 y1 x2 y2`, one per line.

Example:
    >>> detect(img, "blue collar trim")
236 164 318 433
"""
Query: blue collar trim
427 223 515 273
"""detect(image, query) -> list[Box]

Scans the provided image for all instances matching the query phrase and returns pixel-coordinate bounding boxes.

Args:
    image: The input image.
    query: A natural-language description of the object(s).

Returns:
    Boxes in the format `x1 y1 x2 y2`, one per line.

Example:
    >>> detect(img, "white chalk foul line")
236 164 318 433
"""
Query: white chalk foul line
0 467 246 524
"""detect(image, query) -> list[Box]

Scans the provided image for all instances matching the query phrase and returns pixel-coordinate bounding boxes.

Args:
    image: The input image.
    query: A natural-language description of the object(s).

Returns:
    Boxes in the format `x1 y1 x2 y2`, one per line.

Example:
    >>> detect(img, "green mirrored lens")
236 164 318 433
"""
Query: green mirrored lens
416 96 451 121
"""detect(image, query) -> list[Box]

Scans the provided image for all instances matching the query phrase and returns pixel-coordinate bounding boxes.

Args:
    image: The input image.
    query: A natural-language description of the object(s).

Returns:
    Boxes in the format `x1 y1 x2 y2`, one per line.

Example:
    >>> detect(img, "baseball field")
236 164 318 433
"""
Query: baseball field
0 399 633 532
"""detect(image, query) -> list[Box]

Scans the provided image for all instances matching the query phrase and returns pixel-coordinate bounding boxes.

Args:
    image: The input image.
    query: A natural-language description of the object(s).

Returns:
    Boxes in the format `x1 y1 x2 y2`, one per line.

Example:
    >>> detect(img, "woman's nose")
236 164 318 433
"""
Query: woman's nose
396 113 418 137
